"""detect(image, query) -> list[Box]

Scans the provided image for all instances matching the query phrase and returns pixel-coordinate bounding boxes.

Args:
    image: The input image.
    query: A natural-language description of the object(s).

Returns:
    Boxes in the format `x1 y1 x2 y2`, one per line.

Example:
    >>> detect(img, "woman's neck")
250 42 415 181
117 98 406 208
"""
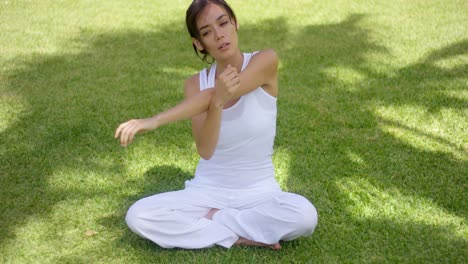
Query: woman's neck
215 50 244 76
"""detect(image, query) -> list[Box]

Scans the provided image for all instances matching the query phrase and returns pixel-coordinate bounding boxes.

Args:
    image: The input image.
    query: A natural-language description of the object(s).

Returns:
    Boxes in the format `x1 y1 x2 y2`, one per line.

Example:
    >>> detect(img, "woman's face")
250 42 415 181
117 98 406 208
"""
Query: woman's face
194 3 239 61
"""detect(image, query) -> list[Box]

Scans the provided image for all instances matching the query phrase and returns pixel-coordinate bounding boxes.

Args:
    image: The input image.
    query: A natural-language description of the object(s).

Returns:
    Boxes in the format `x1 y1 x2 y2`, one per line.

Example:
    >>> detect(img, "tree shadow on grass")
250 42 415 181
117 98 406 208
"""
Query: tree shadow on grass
97 16 466 263
273 14 467 262
278 17 466 210
94 165 207 263
0 21 198 248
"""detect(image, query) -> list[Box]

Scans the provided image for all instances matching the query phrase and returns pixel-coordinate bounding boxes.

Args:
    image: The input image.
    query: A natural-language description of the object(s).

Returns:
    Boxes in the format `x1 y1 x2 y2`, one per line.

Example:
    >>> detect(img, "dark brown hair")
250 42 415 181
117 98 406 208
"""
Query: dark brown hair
186 0 237 63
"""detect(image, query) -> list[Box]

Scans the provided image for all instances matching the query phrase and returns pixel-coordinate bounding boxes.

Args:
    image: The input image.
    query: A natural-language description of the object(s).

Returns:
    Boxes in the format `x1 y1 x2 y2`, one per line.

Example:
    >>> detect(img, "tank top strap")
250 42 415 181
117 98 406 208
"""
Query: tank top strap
207 64 216 88
241 52 256 71
198 65 216 91
199 68 208 91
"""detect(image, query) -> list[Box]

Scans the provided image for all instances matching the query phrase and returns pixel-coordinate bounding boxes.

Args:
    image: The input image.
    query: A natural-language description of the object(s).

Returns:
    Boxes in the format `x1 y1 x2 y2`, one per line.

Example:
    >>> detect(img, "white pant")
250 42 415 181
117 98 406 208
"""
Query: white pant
125 184 318 249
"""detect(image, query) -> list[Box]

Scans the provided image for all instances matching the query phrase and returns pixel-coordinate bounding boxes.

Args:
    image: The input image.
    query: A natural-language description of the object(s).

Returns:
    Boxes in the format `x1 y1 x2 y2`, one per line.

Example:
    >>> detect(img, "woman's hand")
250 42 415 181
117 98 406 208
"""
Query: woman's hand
212 65 240 108
114 117 160 147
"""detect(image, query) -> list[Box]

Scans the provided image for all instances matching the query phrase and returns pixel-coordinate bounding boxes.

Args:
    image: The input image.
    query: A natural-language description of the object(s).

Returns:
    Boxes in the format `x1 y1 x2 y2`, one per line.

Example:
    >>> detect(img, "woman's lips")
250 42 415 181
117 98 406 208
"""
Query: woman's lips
219 42 230 50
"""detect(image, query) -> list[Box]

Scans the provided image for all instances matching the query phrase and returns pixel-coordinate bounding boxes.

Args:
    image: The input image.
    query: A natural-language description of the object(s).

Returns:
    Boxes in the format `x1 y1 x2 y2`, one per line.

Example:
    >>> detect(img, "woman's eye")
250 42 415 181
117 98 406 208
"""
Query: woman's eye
202 31 210 37
220 21 228 26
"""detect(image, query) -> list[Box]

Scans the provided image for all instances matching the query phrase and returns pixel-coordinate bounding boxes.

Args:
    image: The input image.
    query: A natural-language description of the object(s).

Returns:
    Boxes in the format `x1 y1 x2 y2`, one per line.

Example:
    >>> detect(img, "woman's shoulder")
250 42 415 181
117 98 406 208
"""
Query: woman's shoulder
250 49 279 63
247 49 279 97
248 49 279 77
184 73 200 98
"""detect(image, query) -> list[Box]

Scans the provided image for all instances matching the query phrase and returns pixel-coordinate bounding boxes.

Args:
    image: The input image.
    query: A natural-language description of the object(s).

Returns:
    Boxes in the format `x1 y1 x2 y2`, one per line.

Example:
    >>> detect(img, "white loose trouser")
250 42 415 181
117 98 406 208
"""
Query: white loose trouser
125 183 318 249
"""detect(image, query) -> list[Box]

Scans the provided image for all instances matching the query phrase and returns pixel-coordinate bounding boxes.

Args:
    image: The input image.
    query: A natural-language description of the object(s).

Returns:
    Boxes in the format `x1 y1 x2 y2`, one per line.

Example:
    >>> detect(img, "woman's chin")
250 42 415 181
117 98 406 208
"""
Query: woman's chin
213 48 239 62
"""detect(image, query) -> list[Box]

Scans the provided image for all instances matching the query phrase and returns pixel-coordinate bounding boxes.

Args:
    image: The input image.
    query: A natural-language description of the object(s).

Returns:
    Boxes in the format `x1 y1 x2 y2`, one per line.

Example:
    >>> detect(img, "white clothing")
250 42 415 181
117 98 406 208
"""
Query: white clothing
125 52 318 249
126 185 317 249
191 52 280 190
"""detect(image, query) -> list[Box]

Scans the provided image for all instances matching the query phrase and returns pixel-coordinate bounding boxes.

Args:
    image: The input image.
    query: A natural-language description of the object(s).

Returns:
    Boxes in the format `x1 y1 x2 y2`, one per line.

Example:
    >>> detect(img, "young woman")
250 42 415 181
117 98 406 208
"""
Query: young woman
115 0 318 250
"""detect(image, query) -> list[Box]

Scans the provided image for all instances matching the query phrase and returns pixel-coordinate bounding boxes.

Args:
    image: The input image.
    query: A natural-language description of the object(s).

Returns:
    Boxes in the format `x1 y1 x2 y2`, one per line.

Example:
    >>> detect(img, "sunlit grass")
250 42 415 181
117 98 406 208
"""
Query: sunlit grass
272 147 293 189
375 105 467 160
337 177 466 233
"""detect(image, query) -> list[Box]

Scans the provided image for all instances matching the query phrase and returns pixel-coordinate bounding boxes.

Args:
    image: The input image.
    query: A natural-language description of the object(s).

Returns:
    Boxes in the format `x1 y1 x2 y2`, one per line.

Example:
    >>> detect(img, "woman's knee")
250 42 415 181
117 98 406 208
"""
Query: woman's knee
280 193 318 235
125 197 163 234
125 200 145 233
298 201 318 235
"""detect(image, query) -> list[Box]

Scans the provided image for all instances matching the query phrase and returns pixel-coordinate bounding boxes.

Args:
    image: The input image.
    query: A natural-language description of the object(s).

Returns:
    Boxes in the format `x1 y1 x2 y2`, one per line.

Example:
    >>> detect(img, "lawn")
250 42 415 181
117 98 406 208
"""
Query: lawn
0 0 466 263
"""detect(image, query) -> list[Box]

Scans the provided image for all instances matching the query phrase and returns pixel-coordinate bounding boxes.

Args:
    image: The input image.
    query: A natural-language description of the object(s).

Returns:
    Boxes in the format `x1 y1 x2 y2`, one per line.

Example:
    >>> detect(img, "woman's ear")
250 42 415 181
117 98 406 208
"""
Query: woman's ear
192 38 204 52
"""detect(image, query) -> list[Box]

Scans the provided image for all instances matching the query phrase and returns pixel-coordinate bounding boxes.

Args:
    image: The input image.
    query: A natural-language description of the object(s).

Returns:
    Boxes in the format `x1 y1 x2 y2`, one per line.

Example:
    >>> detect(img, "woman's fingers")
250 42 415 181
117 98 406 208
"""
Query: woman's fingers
231 74 240 85
214 65 241 106
221 65 238 80
123 122 138 147
221 68 239 89
115 123 125 138
226 73 240 90
119 123 129 146
127 127 137 146
115 119 139 147
225 67 238 79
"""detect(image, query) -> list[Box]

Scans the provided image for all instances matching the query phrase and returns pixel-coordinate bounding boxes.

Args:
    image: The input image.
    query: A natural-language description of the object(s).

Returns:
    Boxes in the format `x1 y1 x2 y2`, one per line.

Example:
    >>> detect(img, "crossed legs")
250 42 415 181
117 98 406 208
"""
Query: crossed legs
126 188 318 249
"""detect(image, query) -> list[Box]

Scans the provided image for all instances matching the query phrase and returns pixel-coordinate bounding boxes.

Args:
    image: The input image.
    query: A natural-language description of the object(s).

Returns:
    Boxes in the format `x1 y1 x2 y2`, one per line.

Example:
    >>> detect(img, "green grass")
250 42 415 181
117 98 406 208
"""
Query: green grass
1 0 466 263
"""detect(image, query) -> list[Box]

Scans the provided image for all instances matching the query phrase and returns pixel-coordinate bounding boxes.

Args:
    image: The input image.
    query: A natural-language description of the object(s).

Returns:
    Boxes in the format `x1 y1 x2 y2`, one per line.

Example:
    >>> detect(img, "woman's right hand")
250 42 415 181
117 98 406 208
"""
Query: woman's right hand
114 117 159 147
212 65 240 108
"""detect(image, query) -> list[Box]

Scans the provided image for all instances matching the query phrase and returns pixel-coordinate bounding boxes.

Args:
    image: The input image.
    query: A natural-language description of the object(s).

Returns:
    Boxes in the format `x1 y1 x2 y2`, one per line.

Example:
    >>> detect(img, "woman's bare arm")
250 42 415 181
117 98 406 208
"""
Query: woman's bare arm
115 49 278 148
114 64 239 147
114 88 214 147
233 49 279 99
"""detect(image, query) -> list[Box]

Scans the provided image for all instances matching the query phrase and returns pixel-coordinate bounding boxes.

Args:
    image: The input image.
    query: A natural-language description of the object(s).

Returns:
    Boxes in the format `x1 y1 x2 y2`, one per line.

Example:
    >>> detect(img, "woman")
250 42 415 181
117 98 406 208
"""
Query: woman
115 0 317 250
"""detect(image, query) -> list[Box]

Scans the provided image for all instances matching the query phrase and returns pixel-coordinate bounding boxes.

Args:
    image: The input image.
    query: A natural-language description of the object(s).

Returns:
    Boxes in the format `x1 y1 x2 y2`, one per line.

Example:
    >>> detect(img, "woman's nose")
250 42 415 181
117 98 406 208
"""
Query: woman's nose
214 27 224 40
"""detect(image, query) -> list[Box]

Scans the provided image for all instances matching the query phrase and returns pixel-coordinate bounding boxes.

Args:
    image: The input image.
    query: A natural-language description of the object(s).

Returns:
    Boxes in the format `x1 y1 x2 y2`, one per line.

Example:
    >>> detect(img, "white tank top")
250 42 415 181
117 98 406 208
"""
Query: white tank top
188 52 281 191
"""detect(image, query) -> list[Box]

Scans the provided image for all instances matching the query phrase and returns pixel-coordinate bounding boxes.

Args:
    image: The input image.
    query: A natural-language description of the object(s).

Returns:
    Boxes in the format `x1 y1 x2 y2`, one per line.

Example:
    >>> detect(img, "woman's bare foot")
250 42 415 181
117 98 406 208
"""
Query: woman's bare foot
234 237 281 250
205 210 281 250
205 208 220 220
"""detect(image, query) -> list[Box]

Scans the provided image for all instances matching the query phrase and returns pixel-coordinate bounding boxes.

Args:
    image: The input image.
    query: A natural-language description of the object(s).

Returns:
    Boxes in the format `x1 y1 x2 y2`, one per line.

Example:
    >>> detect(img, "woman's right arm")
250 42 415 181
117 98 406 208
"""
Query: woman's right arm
115 66 238 149
114 88 214 147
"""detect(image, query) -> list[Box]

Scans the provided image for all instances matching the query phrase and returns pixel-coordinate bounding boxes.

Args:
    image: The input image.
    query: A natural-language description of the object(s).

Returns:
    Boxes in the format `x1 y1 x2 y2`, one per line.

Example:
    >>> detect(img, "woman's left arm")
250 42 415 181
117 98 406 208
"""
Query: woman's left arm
233 49 279 98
